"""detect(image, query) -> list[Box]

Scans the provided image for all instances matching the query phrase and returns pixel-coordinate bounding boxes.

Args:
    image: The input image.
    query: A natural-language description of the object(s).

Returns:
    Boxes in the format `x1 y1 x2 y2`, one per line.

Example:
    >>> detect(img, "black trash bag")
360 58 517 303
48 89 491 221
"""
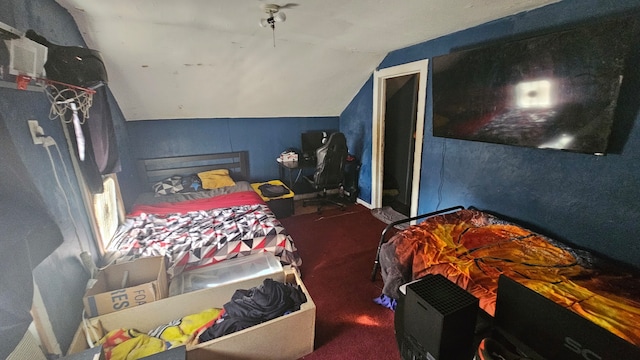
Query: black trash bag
26 29 107 88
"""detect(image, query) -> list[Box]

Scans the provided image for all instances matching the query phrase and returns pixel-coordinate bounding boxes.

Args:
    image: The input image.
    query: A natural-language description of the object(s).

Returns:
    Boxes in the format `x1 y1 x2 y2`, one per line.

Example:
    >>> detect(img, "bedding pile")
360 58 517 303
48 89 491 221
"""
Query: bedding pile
379 208 640 346
152 169 236 196
106 191 301 278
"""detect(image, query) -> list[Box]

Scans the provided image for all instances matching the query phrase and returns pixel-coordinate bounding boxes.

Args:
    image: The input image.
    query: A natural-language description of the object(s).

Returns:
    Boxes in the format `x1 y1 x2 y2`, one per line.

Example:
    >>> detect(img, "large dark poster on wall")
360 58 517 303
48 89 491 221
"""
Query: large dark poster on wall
432 16 637 155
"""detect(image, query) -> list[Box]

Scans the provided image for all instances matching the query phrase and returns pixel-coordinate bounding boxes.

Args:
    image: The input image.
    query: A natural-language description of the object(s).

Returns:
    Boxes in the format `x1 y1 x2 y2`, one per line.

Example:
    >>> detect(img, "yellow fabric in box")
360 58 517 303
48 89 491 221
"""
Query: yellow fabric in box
198 169 236 189
100 308 223 360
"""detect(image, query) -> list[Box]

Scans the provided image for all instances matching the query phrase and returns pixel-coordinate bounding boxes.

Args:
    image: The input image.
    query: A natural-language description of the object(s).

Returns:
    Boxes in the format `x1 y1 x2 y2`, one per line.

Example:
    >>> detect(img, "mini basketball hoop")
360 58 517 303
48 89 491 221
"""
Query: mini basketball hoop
41 78 96 121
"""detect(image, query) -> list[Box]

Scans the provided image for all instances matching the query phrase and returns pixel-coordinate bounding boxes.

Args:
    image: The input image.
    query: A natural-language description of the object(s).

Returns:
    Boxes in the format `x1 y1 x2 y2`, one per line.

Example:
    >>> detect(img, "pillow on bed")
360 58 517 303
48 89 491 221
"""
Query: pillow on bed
198 169 236 189
153 175 184 195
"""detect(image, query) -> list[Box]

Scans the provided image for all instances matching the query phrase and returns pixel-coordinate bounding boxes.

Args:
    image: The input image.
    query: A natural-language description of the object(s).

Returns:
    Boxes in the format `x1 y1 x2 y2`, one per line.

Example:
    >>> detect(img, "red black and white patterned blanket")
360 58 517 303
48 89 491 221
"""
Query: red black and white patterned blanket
106 191 301 278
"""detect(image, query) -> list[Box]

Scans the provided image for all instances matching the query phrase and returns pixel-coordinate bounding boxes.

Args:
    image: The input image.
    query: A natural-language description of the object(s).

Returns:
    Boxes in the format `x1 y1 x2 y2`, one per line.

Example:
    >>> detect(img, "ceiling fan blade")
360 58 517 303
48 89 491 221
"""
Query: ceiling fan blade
279 3 299 10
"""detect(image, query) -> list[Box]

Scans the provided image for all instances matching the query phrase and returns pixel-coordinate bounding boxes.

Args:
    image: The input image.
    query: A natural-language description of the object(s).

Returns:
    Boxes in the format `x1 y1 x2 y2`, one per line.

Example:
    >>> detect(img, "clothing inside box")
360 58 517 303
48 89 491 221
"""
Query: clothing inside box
69 269 316 360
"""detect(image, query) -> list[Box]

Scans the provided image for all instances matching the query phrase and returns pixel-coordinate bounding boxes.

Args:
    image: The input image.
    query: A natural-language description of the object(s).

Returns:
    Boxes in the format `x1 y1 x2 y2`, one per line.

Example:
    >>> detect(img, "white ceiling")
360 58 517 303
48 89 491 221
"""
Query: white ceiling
55 0 559 121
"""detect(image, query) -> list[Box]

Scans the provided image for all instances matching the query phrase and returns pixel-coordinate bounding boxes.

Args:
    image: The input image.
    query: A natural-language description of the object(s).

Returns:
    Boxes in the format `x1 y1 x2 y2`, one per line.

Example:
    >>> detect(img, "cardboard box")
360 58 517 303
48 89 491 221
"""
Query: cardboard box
69 268 316 360
83 256 168 318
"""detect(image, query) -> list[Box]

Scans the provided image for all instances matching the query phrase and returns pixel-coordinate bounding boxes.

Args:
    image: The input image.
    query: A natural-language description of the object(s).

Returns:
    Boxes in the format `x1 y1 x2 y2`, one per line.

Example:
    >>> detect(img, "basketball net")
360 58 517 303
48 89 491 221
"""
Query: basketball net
41 79 96 162
42 79 96 122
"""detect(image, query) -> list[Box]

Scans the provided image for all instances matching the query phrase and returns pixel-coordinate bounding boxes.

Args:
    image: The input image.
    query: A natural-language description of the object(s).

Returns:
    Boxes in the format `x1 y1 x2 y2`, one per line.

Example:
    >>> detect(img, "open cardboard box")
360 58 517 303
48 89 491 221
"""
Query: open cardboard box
83 256 169 318
69 268 316 360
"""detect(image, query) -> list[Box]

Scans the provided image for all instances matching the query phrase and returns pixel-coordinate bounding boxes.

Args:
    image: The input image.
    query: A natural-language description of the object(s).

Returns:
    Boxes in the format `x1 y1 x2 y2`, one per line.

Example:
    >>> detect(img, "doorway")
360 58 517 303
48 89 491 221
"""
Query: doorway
383 74 418 216
371 59 428 218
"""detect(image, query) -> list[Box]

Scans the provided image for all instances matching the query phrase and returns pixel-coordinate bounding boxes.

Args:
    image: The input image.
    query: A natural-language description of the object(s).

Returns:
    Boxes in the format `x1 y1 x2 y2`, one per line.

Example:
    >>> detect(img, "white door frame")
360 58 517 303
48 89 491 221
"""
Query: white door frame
371 59 429 217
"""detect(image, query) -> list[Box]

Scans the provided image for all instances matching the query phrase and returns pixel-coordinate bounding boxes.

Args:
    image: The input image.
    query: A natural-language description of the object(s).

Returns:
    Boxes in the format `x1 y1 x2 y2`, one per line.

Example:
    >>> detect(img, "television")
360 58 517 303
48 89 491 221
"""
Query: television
432 16 637 155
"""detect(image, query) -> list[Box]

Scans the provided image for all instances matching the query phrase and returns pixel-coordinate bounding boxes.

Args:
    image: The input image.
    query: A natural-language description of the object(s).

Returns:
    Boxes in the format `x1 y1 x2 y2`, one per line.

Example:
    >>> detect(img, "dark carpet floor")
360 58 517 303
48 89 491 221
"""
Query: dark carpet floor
279 204 401 360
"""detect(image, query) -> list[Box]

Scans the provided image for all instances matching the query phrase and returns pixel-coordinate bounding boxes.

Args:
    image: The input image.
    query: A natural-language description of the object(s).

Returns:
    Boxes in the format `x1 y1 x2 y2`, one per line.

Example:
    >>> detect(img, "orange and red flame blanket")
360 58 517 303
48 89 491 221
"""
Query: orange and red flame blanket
379 209 640 346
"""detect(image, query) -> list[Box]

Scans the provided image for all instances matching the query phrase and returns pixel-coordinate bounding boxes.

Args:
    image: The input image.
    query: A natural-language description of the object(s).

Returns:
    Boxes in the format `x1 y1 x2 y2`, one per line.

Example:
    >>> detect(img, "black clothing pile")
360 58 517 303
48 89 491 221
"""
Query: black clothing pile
258 184 289 198
199 278 307 342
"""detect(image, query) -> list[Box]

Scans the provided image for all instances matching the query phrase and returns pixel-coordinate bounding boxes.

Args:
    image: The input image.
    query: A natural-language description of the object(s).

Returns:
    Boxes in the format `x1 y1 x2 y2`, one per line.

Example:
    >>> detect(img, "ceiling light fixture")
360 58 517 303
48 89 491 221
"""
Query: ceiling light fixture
259 3 297 47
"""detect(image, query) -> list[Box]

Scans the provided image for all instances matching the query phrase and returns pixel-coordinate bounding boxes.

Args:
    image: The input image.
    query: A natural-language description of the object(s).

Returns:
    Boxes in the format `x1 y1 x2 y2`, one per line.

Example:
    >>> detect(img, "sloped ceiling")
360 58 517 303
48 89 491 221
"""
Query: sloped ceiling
55 0 558 121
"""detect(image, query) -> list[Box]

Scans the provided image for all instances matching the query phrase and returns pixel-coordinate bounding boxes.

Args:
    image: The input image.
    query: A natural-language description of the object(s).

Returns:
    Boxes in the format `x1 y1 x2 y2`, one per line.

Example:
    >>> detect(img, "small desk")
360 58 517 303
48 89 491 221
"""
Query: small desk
277 159 315 188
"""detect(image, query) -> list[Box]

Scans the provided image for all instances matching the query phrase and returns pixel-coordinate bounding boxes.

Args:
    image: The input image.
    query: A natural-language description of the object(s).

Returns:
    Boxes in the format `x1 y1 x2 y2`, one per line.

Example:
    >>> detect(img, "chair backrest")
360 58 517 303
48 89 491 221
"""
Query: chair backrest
313 132 348 188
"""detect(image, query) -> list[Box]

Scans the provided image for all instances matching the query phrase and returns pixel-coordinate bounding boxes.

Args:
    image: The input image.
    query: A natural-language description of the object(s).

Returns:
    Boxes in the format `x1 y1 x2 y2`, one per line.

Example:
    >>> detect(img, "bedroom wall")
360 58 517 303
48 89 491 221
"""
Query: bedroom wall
125 116 339 195
340 0 640 269
0 0 135 354
2 1 636 354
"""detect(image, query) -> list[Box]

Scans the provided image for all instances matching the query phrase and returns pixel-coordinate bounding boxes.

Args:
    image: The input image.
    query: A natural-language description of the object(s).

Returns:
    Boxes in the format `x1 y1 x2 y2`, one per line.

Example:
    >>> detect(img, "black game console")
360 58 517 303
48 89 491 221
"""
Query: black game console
492 275 640 360
396 274 479 360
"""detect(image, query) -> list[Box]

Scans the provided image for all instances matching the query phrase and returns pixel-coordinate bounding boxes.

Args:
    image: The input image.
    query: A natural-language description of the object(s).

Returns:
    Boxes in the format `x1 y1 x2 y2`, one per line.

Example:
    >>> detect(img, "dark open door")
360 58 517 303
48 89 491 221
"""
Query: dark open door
382 74 419 216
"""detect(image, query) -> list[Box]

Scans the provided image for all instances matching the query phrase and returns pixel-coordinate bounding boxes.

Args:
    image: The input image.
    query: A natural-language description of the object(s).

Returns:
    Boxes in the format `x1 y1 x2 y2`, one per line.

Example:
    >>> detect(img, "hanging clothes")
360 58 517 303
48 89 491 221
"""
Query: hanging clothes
64 86 120 193
65 107 103 193
88 87 120 175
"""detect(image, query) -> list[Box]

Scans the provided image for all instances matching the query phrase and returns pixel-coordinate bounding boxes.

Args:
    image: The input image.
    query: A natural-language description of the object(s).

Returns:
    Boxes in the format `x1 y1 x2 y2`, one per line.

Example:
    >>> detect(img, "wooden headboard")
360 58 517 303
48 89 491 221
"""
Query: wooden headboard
137 151 249 190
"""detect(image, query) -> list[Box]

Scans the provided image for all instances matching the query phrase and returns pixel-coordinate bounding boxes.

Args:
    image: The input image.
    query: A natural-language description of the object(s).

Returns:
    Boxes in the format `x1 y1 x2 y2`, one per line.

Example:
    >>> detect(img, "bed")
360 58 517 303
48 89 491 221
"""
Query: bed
372 207 640 347
104 151 301 278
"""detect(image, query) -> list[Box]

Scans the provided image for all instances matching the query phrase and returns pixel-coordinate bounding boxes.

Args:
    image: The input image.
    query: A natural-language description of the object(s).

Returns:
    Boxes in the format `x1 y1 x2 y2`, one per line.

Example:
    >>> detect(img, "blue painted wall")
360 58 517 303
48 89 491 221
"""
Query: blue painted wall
125 116 339 192
0 0 136 353
341 76 374 201
340 0 640 268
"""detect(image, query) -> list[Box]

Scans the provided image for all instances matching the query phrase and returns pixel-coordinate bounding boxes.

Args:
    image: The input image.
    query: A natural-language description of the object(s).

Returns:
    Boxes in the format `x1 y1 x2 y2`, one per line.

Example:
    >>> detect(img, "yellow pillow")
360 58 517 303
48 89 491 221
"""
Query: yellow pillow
197 169 236 189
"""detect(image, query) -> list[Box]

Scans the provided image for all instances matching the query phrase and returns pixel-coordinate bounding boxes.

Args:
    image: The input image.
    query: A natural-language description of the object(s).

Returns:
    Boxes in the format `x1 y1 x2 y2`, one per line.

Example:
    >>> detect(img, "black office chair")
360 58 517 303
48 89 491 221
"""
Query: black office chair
302 132 348 212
